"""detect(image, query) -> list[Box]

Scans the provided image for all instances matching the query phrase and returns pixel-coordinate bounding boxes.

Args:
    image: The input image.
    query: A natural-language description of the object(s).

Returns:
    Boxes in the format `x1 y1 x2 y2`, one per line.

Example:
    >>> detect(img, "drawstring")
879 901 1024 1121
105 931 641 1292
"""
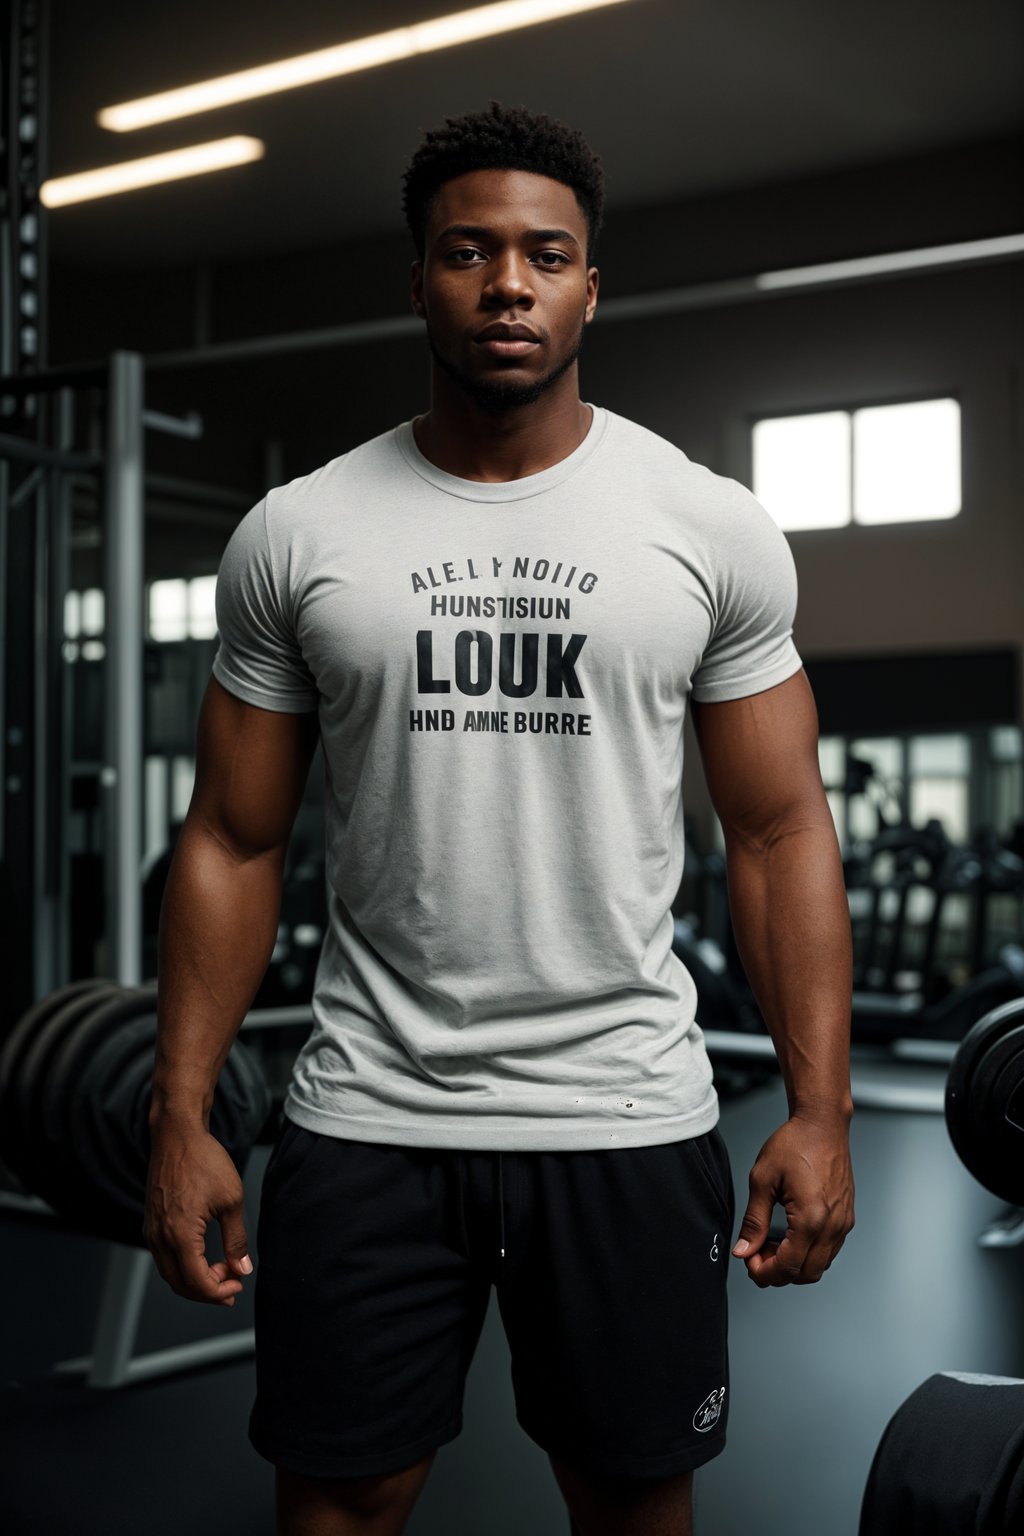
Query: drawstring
498 1153 506 1261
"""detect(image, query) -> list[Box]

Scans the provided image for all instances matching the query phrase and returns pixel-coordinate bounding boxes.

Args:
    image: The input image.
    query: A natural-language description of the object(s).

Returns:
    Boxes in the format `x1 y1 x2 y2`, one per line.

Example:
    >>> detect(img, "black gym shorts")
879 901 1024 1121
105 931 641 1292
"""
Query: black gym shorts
248 1117 736 1482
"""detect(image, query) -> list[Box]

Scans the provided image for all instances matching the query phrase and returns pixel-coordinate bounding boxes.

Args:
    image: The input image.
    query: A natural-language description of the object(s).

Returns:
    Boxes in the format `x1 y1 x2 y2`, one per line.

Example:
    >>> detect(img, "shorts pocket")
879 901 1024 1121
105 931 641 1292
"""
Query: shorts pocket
683 1130 734 1225
262 1116 315 1186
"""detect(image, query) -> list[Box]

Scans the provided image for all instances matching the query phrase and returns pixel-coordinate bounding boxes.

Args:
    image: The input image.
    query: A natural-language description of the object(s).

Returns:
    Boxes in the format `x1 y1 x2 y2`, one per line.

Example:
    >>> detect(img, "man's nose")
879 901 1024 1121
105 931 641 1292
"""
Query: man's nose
482 255 535 306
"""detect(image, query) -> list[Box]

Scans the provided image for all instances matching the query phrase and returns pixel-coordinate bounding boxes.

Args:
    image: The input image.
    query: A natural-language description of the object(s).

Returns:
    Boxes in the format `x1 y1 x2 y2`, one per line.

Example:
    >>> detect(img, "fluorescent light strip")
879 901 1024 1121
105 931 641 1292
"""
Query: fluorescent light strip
97 0 634 131
39 136 265 207
757 232 1024 288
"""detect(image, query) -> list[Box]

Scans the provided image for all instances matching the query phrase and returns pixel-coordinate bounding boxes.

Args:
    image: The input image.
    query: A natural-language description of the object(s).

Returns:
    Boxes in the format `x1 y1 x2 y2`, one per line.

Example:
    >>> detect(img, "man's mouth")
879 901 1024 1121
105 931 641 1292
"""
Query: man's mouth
473 322 542 358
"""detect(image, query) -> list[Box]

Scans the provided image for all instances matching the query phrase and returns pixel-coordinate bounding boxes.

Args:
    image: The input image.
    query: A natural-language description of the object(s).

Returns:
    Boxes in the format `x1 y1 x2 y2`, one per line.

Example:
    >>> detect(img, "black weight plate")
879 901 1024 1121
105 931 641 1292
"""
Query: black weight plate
0 984 120 1194
968 1028 1024 1166
34 1017 157 1245
945 997 1024 1204
0 980 109 1192
43 983 158 1142
0 979 109 1102
74 1018 156 1204
28 986 155 1210
55 1018 271 1249
42 984 157 1148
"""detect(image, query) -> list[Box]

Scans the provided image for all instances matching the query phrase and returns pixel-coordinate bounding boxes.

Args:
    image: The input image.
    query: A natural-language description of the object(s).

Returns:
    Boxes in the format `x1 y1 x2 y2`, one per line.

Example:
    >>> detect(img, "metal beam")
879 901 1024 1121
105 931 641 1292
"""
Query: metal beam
135 230 1024 373
102 352 145 985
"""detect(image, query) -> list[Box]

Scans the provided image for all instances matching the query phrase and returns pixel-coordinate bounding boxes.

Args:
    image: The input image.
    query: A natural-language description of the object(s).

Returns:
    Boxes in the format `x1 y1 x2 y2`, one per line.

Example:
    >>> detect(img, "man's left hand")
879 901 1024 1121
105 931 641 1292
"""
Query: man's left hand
732 1111 855 1287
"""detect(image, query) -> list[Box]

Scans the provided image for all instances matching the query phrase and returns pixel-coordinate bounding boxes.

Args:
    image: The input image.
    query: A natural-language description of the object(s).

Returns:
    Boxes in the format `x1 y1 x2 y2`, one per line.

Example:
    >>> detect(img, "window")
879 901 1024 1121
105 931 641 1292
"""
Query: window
62 577 218 657
63 586 105 660
148 575 219 640
752 398 961 532
818 735 846 844
707 727 1000 854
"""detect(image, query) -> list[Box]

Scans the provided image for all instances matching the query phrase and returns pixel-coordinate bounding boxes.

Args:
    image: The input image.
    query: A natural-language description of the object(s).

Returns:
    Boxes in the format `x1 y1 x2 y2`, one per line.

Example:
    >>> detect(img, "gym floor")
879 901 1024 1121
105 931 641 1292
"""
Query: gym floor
2 1064 1021 1536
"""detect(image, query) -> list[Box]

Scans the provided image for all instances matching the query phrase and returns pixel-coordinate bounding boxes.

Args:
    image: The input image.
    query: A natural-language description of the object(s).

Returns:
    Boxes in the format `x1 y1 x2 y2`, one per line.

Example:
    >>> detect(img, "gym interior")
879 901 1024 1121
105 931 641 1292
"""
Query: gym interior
2 2 1023 1532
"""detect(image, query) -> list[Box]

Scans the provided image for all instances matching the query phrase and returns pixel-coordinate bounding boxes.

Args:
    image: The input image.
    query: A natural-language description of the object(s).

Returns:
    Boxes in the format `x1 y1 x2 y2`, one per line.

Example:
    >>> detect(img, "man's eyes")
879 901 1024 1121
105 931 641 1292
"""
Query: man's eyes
448 248 570 266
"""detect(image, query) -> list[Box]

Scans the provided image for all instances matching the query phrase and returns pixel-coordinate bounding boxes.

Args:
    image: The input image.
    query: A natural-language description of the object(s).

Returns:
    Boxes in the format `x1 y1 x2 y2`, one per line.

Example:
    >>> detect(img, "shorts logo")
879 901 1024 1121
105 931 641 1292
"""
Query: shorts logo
710 1232 719 1262
693 1387 726 1433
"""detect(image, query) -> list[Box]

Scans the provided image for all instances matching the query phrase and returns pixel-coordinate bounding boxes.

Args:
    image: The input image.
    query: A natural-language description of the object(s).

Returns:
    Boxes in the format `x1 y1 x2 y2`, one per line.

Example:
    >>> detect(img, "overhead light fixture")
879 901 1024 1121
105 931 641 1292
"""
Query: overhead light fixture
756 233 1024 288
97 0 635 131
39 136 265 207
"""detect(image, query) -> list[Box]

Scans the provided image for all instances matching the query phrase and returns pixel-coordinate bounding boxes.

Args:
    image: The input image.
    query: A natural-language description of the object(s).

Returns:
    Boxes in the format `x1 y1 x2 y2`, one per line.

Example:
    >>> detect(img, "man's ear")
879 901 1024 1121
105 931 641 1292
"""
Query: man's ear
410 260 425 318
584 265 599 324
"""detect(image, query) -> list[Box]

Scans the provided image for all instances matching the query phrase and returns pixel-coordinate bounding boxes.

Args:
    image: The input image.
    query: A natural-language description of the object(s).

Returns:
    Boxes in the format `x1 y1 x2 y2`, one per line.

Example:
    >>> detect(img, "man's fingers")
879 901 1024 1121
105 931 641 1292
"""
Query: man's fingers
151 1221 242 1305
732 1190 776 1258
746 1224 845 1286
220 1202 254 1277
745 1231 808 1287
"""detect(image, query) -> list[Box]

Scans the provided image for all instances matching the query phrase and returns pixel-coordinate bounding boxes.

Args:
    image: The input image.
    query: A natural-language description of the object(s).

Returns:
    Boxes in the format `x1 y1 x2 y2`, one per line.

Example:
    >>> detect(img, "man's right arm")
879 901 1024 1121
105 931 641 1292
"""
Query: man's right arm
145 676 319 1303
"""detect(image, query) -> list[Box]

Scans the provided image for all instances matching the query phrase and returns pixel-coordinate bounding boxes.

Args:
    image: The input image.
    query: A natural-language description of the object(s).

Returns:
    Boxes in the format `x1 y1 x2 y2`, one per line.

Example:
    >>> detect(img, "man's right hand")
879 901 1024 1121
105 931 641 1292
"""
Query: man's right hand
143 1120 253 1306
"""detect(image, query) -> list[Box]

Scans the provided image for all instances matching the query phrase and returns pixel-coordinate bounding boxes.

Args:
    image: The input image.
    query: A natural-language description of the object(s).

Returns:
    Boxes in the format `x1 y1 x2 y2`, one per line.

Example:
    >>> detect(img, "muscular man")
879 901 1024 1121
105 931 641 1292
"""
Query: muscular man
145 102 855 1536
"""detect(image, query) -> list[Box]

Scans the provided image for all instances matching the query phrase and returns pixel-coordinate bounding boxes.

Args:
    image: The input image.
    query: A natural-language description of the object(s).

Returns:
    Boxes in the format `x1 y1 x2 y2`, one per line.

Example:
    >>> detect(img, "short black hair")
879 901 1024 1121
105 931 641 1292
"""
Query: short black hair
401 101 605 263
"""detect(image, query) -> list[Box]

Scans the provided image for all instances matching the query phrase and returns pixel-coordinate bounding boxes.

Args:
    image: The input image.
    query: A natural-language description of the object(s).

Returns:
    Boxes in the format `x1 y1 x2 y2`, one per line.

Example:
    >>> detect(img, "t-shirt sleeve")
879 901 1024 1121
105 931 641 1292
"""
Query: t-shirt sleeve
211 494 319 713
690 480 803 703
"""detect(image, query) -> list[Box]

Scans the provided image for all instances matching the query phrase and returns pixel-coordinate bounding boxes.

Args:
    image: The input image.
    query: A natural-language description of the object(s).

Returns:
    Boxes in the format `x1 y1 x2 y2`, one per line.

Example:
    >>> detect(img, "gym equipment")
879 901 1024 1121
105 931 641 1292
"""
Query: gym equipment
0 982 272 1248
252 847 327 1008
945 996 1024 1207
0 978 113 1187
845 816 1024 1045
846 819 951 994
859 1372 1024 1534
672 917 763 1033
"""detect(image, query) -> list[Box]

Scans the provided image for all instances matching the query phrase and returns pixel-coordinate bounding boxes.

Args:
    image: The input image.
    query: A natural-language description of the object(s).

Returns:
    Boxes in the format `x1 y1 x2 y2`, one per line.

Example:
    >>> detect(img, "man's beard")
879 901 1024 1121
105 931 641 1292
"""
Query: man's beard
425 315 587 414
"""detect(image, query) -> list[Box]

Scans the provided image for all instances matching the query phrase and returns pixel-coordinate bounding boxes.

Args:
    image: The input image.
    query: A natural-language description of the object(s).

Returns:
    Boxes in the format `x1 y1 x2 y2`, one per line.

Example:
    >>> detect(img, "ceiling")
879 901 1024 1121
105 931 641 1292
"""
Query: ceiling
46 0 1024 273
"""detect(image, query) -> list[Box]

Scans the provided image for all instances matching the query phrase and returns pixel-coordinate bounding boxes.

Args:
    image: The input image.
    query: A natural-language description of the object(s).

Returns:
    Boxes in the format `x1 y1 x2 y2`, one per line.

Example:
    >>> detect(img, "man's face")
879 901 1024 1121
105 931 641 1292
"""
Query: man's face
410 168 599 413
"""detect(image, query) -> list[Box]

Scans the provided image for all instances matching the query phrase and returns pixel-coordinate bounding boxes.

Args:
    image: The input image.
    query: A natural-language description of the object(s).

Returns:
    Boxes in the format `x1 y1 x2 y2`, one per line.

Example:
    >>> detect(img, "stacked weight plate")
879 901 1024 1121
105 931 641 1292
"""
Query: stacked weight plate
0 981 272 1248
945 996 1024 1206
0 979 115 1193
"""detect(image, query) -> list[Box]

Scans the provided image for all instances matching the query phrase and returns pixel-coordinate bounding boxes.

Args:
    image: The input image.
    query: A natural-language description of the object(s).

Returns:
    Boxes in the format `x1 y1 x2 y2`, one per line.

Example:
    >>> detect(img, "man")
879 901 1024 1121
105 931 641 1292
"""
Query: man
145 102 855 1536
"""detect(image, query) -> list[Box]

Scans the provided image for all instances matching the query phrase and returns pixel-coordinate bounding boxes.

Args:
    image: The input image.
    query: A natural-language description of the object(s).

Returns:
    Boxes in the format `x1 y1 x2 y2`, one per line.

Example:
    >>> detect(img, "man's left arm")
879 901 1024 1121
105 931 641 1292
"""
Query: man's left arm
690 668 856 1288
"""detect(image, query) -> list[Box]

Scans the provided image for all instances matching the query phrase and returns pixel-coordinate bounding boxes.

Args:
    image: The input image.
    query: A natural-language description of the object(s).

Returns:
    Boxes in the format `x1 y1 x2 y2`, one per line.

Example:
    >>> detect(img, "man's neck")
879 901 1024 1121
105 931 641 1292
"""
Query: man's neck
412 376 593 483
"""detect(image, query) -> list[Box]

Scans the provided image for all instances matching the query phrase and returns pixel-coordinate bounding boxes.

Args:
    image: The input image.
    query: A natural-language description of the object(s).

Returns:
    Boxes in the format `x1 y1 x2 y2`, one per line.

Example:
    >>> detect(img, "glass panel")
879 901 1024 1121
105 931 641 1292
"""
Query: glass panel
990 726 1023 763
853 398 960 524
150 579 188 642
992 763 1023 837
818 736 844 784
144 755 169 865
908 778 969 842
986 893 1023 957
847 793 877 843
171 755 196 821
909 733 969 775
64 589 81 639
187 575 218 640
824 788 845 844
850 737 903 780
752 411 850 531
80 587 105 636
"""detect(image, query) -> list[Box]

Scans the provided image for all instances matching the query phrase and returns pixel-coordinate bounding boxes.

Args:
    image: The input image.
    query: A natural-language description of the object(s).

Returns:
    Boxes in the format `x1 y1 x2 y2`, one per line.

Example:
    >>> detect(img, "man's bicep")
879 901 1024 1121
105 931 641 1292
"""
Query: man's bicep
190 676 320 860
690 669 826 850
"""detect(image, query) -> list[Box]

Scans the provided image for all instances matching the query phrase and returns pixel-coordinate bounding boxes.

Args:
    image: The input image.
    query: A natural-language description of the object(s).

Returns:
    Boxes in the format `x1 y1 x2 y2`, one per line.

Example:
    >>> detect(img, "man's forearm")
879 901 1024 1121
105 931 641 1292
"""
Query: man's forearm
150 820 284 1129
723 812 853 1121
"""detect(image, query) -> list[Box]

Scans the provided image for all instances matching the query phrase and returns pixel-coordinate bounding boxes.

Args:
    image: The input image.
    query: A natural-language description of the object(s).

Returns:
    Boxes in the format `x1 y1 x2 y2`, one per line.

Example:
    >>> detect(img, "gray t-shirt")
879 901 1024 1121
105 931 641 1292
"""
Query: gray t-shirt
212 405 802 1150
